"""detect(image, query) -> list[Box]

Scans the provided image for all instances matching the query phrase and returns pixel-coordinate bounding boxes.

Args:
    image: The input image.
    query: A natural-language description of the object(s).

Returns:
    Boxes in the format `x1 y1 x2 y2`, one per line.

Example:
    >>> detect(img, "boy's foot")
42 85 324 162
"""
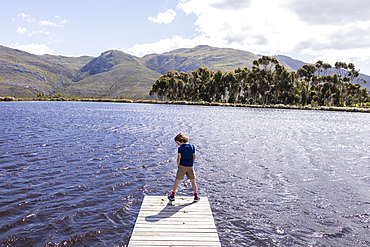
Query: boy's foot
193 196 200 202
168 195 175 201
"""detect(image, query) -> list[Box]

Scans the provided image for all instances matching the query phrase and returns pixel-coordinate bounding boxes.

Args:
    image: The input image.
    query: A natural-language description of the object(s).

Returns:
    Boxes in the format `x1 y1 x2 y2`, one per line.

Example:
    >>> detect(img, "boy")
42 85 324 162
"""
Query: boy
168 132 200 202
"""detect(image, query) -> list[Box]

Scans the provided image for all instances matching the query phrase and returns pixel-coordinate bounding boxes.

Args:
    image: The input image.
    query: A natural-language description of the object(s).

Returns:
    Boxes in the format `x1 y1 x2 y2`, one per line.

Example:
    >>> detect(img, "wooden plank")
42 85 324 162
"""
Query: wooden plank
138 205 213 210
138 211 213 216
134 220 216 225
128 241 221 247
130 232 220 238
128 196 221 247
132 228 218 233
132 224 218 229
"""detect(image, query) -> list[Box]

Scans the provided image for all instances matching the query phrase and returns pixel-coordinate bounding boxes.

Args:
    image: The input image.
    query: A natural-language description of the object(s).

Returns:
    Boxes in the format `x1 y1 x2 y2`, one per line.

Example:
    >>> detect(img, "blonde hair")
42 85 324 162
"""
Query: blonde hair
174 132 189 143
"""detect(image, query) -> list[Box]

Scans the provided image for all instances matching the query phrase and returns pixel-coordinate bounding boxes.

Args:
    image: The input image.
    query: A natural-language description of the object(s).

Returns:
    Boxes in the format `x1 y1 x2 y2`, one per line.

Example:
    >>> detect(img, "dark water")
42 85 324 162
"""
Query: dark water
1 101 370 247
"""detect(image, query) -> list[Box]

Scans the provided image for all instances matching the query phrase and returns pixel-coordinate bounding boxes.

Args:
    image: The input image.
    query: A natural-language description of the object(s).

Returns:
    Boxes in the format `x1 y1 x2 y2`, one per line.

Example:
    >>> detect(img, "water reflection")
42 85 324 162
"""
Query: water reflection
1 101 370 246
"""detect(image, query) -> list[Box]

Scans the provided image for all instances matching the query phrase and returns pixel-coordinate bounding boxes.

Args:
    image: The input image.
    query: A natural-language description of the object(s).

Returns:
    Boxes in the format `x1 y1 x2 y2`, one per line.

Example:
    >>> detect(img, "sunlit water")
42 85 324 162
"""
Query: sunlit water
1 101 370 246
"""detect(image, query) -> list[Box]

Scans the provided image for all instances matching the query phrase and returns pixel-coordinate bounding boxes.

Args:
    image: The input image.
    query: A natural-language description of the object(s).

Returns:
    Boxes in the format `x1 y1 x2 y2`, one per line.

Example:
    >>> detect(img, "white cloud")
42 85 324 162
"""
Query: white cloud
16 27 27 34
47 35 63 45
19 13 35 23
60 18 68 24
19 13 30 19
38 17 68 28
128 0 370 74
28 29 50 37
284 0 370 25
176 0 309 54
128 35 210 57
148 9 177 24
211 0 252 10
10 43 53 55
39 20 60 27
55 15 68 24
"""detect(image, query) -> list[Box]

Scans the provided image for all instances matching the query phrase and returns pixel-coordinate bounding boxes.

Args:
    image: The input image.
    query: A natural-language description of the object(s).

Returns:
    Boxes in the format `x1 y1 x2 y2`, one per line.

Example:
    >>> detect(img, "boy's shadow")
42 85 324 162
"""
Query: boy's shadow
145 201 195 223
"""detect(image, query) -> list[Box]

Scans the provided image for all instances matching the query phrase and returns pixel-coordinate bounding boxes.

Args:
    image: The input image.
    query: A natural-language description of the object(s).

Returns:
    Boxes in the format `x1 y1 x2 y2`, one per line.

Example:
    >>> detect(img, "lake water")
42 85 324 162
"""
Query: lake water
1 101 370 246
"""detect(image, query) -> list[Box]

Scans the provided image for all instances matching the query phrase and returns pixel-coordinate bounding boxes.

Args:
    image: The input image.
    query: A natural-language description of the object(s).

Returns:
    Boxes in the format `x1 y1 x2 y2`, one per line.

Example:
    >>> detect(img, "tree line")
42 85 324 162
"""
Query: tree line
149 56 369 107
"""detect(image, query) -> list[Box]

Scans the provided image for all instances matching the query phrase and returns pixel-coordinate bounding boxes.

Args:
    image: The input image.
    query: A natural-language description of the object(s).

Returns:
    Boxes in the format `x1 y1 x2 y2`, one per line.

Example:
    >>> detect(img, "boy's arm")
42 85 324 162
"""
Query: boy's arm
177 153 181 167
193 153 196 163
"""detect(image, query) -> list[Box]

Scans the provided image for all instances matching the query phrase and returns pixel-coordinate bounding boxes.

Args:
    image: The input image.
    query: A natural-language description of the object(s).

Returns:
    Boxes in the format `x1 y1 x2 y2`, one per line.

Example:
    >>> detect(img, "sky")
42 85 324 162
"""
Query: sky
1 0 370 74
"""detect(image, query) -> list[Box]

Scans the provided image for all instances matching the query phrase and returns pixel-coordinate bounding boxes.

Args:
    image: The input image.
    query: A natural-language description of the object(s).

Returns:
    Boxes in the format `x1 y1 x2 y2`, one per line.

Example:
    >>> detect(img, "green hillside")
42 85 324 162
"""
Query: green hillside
0 45 368 98
140 45 273 74
0 45 79 97
0 47 161 98
61 50 162 98
40 54 94 71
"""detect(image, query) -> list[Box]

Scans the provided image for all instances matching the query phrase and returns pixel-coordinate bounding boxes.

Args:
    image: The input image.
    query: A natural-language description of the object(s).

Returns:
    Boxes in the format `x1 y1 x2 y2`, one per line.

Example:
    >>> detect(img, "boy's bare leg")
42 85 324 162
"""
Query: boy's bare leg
190 179 197 194
172 179 181 193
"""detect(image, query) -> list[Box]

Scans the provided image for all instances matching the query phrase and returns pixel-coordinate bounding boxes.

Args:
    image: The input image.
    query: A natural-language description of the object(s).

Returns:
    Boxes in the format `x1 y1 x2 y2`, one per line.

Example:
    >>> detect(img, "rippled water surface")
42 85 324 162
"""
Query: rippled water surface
1 101 370 246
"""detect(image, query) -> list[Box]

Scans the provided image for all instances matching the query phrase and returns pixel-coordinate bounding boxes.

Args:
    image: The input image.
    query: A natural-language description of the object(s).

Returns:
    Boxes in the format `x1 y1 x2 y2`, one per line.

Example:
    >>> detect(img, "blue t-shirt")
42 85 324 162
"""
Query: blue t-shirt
178 143 195 167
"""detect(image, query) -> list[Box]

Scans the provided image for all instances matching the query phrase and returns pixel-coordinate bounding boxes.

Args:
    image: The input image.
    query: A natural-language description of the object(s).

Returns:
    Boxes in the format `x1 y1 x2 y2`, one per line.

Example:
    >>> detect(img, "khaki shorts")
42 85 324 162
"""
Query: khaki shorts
176 165 196 180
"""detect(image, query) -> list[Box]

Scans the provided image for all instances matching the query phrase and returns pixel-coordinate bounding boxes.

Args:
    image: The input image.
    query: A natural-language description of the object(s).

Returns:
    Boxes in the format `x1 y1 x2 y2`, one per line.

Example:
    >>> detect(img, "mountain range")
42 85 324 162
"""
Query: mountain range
0 45 368 99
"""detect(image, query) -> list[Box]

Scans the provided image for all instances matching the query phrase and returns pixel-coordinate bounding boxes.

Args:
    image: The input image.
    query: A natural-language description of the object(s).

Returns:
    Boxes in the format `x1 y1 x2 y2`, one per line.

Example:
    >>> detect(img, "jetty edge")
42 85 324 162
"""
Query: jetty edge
128 195 221 247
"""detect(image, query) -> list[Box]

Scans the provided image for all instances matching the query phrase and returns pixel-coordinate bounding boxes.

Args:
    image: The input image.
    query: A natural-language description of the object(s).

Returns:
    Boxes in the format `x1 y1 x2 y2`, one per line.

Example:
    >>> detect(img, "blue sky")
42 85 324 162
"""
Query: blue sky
2 0 370 75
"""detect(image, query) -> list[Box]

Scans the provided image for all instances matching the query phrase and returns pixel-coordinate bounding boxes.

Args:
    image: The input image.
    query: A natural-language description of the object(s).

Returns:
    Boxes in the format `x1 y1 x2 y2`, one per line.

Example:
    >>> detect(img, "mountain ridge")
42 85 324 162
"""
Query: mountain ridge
140 45 263 74
0 45 368 98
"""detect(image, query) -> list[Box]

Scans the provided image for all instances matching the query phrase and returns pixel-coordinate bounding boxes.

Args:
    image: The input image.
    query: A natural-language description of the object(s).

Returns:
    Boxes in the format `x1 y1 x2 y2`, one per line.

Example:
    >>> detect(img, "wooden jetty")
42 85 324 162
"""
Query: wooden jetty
128 196 221 247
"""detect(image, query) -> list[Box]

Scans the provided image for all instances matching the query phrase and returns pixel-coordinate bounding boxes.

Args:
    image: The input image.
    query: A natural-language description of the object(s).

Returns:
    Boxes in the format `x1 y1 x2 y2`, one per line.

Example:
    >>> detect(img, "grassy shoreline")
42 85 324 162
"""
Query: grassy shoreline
1 96 370 113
